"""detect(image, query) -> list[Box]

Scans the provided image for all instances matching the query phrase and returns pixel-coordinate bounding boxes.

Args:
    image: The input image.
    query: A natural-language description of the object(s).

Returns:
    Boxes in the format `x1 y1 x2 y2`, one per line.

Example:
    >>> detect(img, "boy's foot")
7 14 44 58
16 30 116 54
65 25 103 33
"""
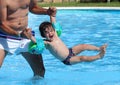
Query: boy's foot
100 43 108 51
98 44 107 59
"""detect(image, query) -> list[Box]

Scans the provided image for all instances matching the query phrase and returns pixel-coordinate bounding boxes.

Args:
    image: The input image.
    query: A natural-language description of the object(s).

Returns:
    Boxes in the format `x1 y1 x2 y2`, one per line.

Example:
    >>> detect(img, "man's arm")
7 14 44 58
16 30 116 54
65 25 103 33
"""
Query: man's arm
29 0 56 16
29 0 48 15
0 0 18 36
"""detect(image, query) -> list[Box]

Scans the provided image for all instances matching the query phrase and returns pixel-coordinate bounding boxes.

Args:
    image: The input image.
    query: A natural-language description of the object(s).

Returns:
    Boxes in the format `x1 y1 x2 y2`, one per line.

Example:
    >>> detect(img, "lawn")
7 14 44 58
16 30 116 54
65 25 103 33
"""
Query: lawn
38 1 120 7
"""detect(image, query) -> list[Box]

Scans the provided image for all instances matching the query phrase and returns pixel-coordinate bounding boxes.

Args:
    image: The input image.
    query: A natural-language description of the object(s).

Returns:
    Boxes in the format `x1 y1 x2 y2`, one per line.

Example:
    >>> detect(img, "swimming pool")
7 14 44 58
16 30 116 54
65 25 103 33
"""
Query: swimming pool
0 8 120 85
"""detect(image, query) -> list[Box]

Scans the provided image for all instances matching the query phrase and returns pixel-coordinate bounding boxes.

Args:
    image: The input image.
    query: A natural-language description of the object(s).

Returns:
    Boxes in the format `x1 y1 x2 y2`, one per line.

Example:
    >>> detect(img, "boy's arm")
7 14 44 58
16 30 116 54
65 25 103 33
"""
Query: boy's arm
22 28 36 43
30 36 36 43
49 7 57 23
50 16 56 23
50 14 62 37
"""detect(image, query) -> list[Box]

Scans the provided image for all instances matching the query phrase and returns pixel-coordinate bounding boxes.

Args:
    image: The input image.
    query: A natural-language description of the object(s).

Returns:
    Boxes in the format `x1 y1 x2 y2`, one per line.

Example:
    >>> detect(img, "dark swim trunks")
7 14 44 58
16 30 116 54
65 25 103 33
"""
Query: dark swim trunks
0 31 35 40
0 31 23 40
62 48 75 65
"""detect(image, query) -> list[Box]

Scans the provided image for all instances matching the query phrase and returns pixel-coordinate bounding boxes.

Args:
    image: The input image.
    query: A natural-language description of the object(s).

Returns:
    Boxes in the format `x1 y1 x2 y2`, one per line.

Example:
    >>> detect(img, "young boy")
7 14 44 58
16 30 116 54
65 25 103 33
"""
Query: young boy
29 15 107 65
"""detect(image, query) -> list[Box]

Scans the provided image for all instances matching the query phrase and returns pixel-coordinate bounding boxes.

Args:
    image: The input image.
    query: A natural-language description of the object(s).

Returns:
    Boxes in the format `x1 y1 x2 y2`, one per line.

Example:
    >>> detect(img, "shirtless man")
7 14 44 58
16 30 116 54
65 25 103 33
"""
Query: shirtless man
0 0 56 77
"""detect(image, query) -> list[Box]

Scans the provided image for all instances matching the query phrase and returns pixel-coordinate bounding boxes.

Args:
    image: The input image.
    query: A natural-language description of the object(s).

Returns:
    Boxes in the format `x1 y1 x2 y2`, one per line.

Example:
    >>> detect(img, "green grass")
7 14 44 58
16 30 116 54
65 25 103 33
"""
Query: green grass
38 2 120 7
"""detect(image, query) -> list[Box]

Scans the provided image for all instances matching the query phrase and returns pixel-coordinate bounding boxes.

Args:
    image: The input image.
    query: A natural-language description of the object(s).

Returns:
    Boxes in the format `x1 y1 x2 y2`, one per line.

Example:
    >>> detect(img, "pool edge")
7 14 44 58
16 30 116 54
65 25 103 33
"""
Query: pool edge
44 7 120 10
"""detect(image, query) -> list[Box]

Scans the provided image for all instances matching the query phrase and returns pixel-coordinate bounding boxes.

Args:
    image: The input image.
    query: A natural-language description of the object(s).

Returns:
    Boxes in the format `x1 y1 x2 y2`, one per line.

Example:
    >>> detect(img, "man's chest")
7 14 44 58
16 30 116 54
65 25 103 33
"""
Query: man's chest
7 0 30 12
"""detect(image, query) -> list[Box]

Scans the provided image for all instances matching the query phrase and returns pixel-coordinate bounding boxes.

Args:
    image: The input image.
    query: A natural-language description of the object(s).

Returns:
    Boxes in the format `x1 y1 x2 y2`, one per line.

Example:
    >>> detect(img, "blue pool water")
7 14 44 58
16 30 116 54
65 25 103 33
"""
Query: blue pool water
0 9 120 85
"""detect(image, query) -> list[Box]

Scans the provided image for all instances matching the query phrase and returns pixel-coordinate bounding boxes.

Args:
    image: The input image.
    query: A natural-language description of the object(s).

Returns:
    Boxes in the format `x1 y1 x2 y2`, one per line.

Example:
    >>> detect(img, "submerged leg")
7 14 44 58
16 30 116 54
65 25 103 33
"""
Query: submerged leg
0 49 7 67
22 52 45 77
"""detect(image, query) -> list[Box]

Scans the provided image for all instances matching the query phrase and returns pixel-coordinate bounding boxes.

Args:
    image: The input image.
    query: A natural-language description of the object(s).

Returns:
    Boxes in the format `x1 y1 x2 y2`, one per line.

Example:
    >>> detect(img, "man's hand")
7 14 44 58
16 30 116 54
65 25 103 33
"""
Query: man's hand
20 28 32 39
47 7 57 17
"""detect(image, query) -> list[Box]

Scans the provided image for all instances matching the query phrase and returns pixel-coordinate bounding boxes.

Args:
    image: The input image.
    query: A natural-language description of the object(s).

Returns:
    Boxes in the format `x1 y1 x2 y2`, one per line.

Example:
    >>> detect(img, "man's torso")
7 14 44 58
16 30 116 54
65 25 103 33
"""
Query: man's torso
1 0 31 32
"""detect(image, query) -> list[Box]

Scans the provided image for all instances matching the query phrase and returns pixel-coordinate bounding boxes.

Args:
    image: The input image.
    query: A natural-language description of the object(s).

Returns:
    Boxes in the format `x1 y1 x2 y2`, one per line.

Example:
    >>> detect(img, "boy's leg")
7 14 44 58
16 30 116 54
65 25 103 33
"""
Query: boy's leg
72 44 100 55
22 52 45 77
69 45 106 65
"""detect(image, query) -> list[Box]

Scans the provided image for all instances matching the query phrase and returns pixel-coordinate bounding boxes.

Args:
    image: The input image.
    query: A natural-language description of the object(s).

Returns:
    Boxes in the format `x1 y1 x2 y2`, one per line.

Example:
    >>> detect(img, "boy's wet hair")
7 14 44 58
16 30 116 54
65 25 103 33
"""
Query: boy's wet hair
39 21 55 37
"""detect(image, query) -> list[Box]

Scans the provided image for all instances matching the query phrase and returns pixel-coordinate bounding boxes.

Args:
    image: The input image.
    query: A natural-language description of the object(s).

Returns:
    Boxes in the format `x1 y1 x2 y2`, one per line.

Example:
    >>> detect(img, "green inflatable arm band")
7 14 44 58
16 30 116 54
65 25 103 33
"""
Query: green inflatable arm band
28 39 45 54
52 22 62 36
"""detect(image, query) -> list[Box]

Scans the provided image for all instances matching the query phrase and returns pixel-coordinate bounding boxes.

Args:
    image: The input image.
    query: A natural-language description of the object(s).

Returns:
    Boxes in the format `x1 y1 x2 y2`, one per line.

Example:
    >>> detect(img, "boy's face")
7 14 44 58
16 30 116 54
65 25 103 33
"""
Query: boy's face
43 26 55 41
